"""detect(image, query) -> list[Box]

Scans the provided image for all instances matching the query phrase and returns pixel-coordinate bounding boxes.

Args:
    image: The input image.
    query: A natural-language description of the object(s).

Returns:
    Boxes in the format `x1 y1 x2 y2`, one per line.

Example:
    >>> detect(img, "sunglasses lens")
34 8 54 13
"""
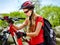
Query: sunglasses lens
24 10 29 13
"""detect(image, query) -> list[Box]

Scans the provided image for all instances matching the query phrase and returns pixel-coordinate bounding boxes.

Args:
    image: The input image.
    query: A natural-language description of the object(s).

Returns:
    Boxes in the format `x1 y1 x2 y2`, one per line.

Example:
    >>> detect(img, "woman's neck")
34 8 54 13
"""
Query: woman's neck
32 13 39 21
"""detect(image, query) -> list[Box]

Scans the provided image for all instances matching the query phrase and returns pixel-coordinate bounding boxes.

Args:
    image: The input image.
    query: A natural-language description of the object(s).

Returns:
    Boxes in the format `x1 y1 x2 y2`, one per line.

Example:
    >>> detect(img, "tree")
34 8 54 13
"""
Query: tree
30 0 41 14
40 6 60 27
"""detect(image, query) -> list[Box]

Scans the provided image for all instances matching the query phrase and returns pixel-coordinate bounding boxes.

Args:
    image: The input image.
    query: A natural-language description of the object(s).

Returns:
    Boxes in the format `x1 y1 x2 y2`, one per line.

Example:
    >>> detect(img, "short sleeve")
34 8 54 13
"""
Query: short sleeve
36 16 44 26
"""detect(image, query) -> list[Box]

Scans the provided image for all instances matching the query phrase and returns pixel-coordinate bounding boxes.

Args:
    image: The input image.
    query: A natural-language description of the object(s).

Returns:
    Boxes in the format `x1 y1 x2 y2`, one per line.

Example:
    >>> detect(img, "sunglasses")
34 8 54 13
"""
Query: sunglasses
24 10 29 13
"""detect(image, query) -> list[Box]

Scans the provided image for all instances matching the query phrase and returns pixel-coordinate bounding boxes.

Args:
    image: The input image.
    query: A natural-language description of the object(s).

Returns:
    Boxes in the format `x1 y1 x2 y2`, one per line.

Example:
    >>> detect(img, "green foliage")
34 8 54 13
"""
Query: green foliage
9 11 26 18
0 6 60 27
39 6 60 27
1 13 9 17
0 20 8 28
9 11 20 17
0 11 26 28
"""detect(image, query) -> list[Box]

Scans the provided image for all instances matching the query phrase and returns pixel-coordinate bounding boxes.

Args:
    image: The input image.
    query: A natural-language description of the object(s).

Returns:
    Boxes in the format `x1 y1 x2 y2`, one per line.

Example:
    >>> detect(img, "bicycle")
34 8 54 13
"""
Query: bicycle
0 16 27 45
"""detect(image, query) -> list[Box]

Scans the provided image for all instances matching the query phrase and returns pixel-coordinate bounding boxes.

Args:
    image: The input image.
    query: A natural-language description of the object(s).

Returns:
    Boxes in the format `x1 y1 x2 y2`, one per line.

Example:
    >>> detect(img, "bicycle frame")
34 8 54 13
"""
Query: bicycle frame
8 23 23 45
0 24 23 45
0 17 30 45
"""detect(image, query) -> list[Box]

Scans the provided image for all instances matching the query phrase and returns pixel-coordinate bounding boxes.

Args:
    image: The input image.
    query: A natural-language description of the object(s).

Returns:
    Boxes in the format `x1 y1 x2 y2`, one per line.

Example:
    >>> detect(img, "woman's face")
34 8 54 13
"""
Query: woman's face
23 9 32 17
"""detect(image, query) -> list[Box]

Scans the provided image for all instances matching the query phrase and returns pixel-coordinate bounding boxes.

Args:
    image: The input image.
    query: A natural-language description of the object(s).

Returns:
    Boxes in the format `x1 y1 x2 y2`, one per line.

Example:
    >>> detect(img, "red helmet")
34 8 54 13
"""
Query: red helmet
20 1 34 9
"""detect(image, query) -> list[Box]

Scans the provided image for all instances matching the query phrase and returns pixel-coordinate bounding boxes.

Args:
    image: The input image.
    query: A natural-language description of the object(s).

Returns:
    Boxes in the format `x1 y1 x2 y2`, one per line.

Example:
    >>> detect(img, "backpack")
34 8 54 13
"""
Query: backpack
42 18 56 45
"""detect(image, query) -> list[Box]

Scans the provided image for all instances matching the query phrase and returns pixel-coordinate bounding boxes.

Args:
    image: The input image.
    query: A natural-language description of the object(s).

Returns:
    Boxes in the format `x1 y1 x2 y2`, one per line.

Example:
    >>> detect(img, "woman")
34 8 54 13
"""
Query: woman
14 1 44 45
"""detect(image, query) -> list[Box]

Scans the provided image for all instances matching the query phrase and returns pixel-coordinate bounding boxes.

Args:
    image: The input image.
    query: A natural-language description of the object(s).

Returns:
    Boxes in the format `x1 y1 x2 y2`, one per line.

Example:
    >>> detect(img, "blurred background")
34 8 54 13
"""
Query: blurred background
0 0 60 45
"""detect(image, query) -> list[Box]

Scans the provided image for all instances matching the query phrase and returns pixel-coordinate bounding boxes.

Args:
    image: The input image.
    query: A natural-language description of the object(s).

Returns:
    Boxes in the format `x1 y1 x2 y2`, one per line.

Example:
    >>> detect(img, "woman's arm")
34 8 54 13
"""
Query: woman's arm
13 18 29 30
26 22 42 37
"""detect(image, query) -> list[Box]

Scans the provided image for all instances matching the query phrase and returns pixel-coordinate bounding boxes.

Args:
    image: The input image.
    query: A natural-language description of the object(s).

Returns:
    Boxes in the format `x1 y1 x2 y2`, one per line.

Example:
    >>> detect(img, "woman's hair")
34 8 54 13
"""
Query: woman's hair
29 10 34 27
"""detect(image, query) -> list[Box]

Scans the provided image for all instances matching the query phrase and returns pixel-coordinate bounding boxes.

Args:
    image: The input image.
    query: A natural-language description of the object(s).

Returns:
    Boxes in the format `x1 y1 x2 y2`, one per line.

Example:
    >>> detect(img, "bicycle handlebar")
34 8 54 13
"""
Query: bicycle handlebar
0 16 26 45
0 17 25 21
12 18 25 21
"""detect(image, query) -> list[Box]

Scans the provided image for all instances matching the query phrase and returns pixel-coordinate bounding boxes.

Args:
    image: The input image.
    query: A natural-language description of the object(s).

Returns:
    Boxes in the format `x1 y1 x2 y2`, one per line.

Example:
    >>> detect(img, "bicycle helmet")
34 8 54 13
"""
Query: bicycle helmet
20 1 34 9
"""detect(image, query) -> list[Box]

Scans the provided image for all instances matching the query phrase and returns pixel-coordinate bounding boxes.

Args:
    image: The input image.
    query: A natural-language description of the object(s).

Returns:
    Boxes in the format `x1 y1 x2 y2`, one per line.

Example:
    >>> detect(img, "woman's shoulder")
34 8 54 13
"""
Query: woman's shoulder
25 17 29 21
36 14 43 18
35 13 41 16
35 14 44 22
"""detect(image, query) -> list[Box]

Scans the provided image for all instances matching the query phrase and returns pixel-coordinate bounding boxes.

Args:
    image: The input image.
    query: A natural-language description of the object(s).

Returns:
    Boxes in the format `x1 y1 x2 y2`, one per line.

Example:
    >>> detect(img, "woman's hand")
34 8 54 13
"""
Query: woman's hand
16 31 26 38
